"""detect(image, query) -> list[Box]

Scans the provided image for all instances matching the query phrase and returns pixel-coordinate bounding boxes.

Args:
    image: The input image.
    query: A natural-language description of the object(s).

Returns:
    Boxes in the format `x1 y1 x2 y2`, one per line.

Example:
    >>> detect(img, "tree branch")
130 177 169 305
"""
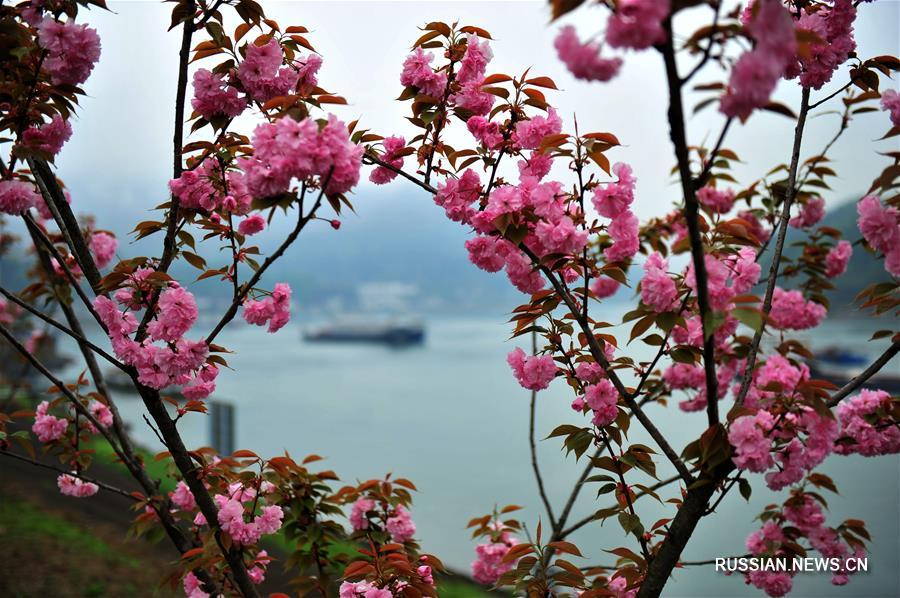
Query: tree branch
734 87 811 408
827 339 900 407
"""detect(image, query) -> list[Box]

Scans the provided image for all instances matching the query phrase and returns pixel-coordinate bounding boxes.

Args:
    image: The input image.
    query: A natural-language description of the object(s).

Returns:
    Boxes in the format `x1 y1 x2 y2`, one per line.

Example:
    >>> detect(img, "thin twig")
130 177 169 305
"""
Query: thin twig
0 449 139 501
734 88 811 408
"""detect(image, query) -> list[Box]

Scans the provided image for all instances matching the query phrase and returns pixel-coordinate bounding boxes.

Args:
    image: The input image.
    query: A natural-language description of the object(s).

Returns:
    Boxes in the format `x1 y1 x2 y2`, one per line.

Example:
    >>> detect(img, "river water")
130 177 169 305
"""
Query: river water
86 311 898 597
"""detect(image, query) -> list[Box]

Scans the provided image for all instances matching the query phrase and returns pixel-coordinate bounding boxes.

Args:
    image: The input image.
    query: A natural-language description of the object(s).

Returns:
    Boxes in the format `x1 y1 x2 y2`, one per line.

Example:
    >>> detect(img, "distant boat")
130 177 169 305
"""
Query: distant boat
810 346 900 393
303 318 425 346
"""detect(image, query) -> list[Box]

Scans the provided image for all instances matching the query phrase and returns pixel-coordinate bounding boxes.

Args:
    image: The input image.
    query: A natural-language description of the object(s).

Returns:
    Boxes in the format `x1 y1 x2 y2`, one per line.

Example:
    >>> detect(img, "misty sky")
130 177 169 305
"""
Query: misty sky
48 0 900 244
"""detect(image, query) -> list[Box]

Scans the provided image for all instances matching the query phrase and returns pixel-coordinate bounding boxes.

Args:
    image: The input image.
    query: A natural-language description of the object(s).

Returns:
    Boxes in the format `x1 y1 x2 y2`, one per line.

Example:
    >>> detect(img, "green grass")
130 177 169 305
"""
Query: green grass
0 494 135 566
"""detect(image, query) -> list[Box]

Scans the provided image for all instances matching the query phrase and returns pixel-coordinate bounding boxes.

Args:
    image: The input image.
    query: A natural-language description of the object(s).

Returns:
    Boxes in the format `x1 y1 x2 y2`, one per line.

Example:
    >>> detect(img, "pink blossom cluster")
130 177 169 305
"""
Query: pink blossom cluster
731 404 839 491
385 505 417 543
788 197 825 229
592 163 639 263
506 347 556 391
369 136 407 185
640 252 678 312
767 287 826 330
512 108 562 150
467 117 503 149
170 480 197 511
191 68 247 120
788 0 857 90
89 232 118 269
578 378 619 427
57 473 99 498
471 529 517 585
0 179 40 215
36 17 101 86
22 114 72 156
456 34 493 86
592 275 620 299
739 353 810 410
242 282 292 333
169 158 252 214
238 114 363 196
684 249 759 314
554 26 621 82
93 287 216 397
720 0 796 119
834 389 900 457
881 89 900 127
183 572 209 598
400 47 448 98
746 495 866 595
217 497 284 546
339 581 394 598
348 498 417 543
856 194 900 277
607 575 637 598
32 400 67 443
237 39 299 102
605 0 670 50
824 240 852 278
238 214 266 236
696 185 735 214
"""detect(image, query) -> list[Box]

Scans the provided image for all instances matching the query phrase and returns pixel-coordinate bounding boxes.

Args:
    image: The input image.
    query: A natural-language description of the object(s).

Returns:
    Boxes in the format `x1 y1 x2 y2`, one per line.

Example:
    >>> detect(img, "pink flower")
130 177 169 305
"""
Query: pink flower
386 505 416 543
604 210 639 263
170 481 197 511
466 117 503 149
32 401 67 443
592 163 635 218
512 108 562 150
881 89 900 127
466 235 512 273
472 541 515 585
183 572 210 598
237 39 299 102
507 347 556 391
697 186 735 214
89 400 113 428
835 389 900 457
238 214 266 236
768 287 826 330
256 504 284 535
747 570 793 597
453 81 495 116
724 248 759 296
789 197 825 229
534 216 588 256
239 115 362 197
349 498 375 531
191 68 246 120
37 17 101 86
554 26 621 82
857 194 899 254
504 249 546 294
457 34 493 84
825 240 852 278
147 287 198 342
584 378 618 427
400 47 447 97
591 276 620 299
93 295 138 338
182 364 219 400
0 180 40 215
605 0 670 50
89 232 117 269
788 0 856 90
434 169 481 224
22 114 72 156
518 152 553 180
729 411 776 473
640 252 678 312
296 54 323 95
369 136 407 185
57 473 99 498
720 0 796 119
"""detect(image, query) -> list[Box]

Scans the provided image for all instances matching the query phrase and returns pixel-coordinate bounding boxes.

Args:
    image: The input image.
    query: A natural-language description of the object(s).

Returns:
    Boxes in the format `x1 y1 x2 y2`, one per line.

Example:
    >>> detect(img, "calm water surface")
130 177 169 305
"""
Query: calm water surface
94 312 898 597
